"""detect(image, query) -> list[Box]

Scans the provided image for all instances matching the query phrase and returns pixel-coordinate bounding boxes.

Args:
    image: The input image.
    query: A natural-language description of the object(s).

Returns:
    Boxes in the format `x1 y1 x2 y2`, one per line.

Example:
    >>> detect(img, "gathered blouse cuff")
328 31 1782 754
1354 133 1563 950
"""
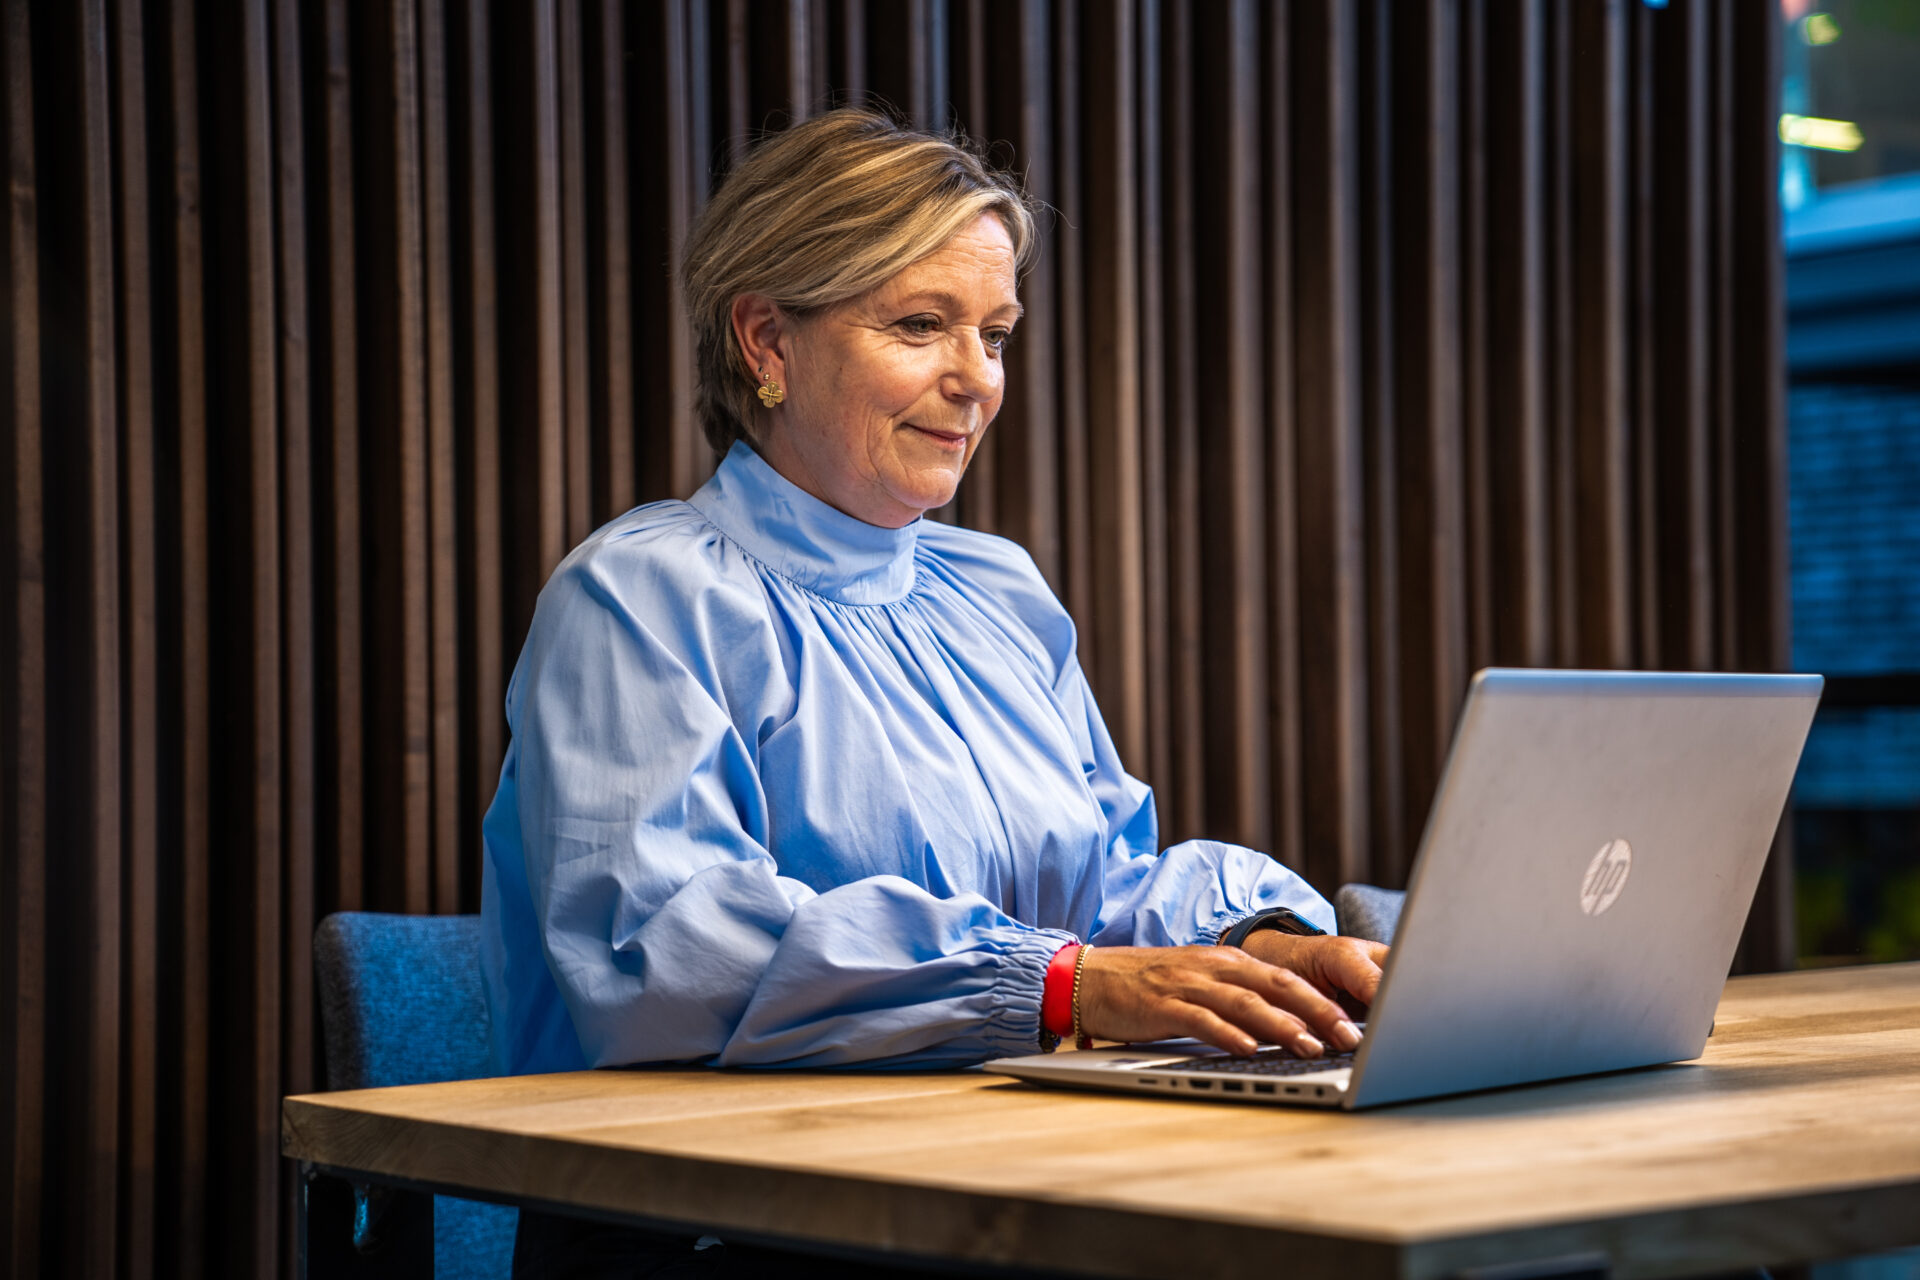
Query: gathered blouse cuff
1200 906 1252 948
979 927 1083 1058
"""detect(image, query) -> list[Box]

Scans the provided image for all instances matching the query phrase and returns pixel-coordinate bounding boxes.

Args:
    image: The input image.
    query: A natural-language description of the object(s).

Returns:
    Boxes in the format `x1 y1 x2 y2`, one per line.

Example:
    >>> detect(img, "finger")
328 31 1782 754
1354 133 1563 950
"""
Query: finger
1172 1002 1273 1058
1224 959 1363 1051
1322 940 1389 1008
1186 982 1322 1057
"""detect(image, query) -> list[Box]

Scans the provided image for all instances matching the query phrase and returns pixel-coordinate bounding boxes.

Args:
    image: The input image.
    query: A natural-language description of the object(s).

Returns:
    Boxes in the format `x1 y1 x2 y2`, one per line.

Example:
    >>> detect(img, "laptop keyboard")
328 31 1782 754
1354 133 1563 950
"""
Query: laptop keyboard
1167 1048 1355 1076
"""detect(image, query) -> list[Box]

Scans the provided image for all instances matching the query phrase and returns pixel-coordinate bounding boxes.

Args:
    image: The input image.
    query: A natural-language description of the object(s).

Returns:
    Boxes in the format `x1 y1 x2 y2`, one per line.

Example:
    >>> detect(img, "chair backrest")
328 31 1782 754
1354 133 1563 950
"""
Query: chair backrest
313 911 493 1091
1334 884 1406 945
313 912 515 1280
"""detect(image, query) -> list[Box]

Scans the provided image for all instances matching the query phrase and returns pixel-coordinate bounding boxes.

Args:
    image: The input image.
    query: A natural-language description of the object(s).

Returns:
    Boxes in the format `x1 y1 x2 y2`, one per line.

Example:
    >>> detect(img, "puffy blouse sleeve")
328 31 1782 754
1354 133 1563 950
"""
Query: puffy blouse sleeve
490 536 1075 1072
1046 648 1336 949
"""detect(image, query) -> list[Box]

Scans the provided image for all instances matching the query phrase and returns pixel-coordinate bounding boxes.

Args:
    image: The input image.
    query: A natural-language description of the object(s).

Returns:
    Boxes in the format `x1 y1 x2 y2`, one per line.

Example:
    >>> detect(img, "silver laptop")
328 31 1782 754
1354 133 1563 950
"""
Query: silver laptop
987 668 1822 1109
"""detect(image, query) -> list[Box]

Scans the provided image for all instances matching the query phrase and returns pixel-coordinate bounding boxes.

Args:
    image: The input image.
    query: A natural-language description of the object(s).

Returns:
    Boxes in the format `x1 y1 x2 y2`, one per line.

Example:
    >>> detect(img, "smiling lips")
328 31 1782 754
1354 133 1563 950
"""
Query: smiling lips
906 424 970 450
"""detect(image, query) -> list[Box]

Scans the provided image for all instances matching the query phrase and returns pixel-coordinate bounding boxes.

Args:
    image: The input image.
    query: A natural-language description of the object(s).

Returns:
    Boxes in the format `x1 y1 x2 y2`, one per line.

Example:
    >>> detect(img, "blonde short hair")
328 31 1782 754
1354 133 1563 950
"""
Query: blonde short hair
682 109 1037 454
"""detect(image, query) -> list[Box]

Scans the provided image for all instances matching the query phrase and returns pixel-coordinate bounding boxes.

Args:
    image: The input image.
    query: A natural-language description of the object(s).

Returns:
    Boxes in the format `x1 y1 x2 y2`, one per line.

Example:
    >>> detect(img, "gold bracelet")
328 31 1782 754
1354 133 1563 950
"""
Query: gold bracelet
1070 943 1094 1050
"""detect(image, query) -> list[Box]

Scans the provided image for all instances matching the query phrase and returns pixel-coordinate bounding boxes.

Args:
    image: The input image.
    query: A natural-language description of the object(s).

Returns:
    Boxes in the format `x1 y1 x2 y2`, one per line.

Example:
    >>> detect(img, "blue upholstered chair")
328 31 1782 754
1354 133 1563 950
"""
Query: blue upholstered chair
1334 883 1406 944
313 912 516 1280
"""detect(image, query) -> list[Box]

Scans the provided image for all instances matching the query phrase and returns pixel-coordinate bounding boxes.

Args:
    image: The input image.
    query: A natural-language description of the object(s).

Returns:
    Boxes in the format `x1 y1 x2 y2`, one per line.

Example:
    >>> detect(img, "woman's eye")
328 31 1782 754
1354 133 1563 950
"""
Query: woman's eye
899 316 941 337
984 328 1013 351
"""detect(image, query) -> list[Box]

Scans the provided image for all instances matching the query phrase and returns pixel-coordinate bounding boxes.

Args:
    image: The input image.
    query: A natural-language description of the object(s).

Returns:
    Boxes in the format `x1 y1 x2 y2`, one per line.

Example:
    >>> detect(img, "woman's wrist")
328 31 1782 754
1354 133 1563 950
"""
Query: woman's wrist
1239 928 1308 969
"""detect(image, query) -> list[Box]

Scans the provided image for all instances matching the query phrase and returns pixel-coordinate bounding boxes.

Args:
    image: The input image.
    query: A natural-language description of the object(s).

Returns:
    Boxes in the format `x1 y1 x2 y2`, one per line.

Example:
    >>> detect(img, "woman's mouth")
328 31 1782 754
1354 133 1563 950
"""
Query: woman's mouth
906 424 969 450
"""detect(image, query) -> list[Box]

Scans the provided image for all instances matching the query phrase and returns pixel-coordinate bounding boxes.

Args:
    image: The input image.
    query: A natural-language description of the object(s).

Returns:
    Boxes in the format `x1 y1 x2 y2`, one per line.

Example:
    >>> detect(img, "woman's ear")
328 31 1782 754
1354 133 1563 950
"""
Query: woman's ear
730 294 788 388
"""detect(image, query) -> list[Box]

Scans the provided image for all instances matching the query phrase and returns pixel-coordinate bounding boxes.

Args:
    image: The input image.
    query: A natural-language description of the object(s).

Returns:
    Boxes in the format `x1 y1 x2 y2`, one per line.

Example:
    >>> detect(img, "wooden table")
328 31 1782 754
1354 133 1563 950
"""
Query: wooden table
283 963 1920 1279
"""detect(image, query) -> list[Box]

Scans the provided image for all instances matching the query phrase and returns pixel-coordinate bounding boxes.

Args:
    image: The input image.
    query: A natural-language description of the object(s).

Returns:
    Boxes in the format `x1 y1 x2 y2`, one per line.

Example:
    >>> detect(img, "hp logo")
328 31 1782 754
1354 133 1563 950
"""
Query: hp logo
1580 839 1633 916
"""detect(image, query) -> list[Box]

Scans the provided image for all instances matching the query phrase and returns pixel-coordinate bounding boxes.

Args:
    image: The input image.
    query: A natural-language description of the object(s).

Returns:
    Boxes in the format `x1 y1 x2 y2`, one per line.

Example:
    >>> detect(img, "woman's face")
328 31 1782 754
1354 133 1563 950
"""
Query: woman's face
748 214 1022 529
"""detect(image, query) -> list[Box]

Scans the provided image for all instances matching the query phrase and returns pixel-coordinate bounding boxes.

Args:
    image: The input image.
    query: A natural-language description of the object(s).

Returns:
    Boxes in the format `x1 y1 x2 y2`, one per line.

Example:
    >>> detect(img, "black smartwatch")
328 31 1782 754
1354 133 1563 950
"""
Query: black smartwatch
1217 906 1327 949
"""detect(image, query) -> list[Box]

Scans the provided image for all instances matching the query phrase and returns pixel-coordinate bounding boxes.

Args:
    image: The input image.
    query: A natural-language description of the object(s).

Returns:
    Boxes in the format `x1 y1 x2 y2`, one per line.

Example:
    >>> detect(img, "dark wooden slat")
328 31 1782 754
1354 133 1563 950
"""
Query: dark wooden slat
1051 0 1093 679
1 2 46 1272
1670 0 1713 674
1357 0 1402 879
807 0 829 111
1727 4 1792 975
1260 0 1303 872
631 0 707 503
165 2 211 1270
1570 0 1631 669
924 0 948 128
1460 0 1495 672
688 0 713 204
952 0 987 140
722 0 749 169
982 0 1058 587
1632 0 1659 668
390 0 432 914
78 2 125 1273
1485 0 1550 666
1545 3 1575 665
784 0 813 120
421 0 461 914
1081 0 1145 771
1135 0 1169 810
1727 9 1788 681
239 0 284 1267
1192 0 1269 853
533 0 568 586
1156 0 1204 845
1650 0 1713 670
459 0 505 910
951 0 994 534
1710 0 1737 672
1290 0 1368 889
321 0 364 914
270 0 314 1052
673 0 711 496
557 0 591 550
1391 0 1468 871
596 0 635 518
112 0 160 1273
866 0 933 128
835 0 865 102
268 3 314 1271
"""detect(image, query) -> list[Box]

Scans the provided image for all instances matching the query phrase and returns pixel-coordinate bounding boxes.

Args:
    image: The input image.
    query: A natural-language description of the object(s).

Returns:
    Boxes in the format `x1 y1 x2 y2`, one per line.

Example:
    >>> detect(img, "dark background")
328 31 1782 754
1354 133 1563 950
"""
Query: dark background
2 1 1786 1277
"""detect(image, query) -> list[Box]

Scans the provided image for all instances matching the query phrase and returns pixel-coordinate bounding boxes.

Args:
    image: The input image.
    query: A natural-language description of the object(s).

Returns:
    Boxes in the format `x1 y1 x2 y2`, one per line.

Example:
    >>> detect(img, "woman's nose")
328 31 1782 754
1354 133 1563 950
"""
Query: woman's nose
943 330 1002 403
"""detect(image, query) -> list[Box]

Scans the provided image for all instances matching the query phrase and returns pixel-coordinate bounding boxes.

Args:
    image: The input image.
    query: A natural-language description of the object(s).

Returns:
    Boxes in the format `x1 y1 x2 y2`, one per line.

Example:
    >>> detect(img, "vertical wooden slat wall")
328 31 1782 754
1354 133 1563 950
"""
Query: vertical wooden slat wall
0 2 1789 1275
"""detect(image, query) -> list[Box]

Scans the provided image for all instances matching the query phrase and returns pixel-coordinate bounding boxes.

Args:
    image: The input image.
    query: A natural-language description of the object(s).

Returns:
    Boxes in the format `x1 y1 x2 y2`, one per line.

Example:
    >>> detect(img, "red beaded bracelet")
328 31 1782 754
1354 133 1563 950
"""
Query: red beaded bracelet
1040 943 1080 1051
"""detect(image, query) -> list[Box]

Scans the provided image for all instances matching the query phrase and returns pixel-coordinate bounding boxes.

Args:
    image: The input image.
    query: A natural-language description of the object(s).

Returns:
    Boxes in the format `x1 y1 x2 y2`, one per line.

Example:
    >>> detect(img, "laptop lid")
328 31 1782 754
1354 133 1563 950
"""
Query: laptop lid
1342 668 1821 1108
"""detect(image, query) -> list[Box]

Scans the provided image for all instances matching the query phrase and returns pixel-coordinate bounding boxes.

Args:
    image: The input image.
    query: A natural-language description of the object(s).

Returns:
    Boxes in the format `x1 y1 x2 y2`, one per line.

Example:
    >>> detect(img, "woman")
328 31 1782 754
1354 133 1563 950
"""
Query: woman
484 108 1385 1273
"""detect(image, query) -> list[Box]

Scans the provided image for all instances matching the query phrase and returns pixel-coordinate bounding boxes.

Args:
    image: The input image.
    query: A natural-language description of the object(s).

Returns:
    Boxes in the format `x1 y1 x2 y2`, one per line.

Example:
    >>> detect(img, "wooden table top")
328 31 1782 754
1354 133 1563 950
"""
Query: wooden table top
283 962 1920 1279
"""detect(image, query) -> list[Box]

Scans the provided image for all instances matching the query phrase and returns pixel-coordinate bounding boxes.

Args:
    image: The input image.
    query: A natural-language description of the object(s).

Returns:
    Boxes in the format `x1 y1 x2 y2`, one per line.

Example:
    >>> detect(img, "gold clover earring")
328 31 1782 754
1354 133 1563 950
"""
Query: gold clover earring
757 368 785 408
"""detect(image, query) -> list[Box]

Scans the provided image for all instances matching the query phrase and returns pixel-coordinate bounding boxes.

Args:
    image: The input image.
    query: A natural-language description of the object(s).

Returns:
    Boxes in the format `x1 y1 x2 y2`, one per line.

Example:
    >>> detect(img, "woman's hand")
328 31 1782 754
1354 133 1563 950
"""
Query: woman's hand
1076 936 1386 1058
1237 931 1388 1019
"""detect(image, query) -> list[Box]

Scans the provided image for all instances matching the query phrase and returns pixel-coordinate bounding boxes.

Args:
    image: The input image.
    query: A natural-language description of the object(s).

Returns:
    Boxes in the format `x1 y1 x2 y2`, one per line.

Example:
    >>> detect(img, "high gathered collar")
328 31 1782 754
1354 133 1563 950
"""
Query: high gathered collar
688 441 920 605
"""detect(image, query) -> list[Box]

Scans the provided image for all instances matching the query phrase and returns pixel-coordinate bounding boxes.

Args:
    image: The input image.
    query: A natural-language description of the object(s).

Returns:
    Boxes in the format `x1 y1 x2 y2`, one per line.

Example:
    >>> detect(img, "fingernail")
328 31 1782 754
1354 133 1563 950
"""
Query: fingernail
1332 1020 1363 1050
1294 1033 1325 1058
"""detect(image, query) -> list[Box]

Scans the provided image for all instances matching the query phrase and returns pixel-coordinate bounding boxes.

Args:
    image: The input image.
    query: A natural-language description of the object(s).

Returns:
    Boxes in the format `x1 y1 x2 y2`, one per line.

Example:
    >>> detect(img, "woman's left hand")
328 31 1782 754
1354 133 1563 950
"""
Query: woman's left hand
1233 932 1389 1018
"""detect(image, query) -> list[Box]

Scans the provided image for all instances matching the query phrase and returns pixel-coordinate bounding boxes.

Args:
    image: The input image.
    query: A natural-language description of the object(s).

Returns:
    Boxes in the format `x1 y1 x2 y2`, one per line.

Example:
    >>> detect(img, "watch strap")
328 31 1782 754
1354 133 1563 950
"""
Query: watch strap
1218 906 1328 949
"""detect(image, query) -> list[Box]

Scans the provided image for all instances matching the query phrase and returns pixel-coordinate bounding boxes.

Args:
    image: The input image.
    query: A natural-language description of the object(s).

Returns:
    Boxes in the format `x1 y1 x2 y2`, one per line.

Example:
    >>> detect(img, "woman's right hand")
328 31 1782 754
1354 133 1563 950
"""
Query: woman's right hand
1075 945 1366 1058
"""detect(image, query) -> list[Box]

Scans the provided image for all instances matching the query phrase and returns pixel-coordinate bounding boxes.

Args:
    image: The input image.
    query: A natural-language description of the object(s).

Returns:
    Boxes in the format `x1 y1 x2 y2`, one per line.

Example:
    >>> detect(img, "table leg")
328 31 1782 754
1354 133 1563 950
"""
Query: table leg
298 1161 436 1279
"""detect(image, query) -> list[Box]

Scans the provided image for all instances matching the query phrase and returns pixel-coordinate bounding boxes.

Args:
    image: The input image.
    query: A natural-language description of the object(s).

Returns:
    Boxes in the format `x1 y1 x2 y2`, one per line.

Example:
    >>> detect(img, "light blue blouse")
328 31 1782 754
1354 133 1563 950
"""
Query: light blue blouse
480 440 1334 1075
